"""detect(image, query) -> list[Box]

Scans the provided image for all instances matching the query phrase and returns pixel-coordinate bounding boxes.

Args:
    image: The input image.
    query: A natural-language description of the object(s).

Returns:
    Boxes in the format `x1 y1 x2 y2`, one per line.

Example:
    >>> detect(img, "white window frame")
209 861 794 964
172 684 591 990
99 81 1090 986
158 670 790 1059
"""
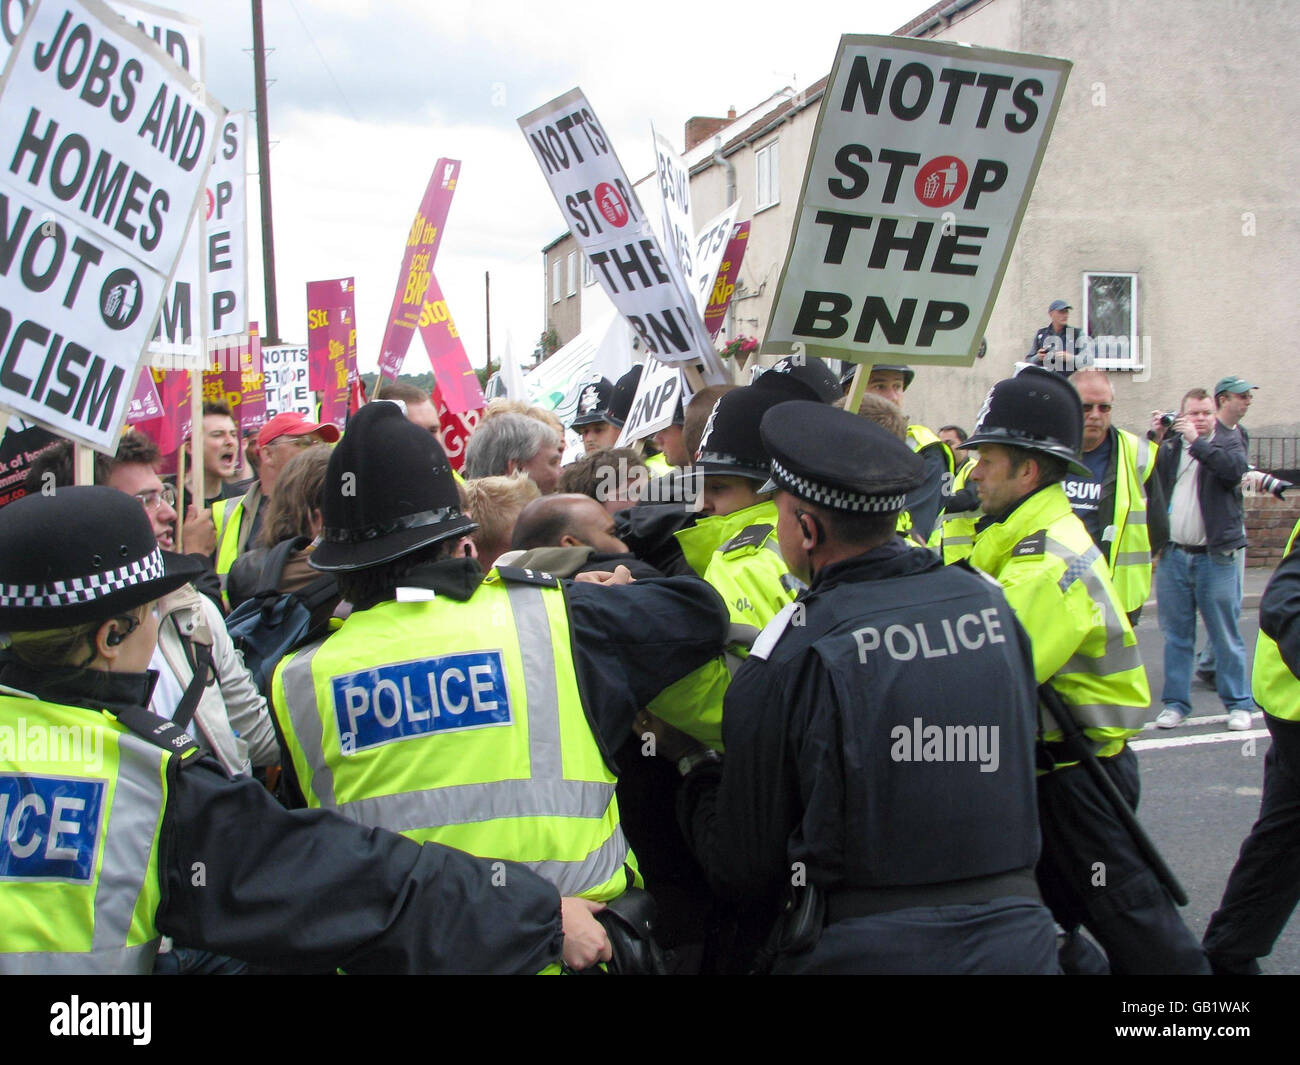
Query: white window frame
582 254 595 287
551 258 562 304
566 251 578 297
755 140 779 212
1081 271 1140 369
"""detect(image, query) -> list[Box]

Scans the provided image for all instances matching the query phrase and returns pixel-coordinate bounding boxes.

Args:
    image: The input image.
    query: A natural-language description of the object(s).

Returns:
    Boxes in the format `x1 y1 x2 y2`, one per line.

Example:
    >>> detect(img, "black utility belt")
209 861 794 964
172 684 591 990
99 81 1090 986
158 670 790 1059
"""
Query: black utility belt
825 868 1041 923
1170 543 1207 555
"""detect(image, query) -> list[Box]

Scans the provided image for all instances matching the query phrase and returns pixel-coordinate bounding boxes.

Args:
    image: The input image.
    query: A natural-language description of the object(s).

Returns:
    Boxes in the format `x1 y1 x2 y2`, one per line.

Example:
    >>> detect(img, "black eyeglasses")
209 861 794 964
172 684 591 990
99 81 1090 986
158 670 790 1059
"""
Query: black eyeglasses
1081 403 1112 413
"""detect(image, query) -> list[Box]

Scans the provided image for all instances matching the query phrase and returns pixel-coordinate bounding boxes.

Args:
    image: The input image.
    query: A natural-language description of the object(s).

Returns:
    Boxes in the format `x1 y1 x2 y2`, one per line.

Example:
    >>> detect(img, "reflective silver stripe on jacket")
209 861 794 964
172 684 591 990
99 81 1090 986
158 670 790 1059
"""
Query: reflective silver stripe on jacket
279 640 337 805
93 732 167 960
0 940 159 975
520 826 630 898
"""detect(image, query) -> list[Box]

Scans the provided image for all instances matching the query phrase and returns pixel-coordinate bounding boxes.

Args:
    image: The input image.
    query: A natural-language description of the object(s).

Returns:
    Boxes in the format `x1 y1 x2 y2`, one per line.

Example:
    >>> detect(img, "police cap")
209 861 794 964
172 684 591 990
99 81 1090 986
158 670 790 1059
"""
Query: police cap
693 387 791 482
311 400 477 572
571 377 615 428
960 366 1089 476
752 356 841 405
759 401 925 513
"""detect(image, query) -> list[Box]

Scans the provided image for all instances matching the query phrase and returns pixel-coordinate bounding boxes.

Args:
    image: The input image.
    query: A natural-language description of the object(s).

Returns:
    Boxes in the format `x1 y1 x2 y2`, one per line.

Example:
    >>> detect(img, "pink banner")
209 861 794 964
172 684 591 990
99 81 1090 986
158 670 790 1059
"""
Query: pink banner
200 325 266 434
704 221 750 340
432 381 481 473
141 369 192 457
378 159 461 381
239 323 267 433
417 272 485 415
307 279 356 431
126 368 164 424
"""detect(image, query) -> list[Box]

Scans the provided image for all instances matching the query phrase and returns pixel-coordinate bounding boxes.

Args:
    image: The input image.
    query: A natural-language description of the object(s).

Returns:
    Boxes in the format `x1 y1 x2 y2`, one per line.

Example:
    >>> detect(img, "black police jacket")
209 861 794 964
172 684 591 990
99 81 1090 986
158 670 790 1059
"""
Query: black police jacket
679 540 1042 909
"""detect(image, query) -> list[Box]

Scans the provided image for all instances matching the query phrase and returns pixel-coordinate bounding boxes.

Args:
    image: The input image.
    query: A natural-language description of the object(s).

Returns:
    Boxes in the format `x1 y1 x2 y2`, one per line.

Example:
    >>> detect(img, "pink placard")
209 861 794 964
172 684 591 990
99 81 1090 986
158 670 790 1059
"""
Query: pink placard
416 272 484 415
704 221 750 339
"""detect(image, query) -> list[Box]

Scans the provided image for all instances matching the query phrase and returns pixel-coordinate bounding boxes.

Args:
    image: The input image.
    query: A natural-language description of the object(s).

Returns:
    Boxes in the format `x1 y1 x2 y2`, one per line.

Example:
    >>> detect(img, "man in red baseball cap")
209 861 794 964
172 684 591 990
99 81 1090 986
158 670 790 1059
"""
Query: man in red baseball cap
212 413 340 599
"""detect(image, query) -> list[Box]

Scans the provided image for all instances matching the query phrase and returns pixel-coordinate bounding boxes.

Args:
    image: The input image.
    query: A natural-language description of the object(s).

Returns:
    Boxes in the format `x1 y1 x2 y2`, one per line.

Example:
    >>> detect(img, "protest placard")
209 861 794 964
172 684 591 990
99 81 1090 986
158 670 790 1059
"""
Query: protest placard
691 202 740 314
377 158 459 381
205 109 246 336
704 220 749 340
765 34 1069 368
261 344 312 418
0 415 57 509
416 272 483 415
125 364 162 422
431 379 479 474
616 357 683 446
307 278 354 429
652 126 694 285
0 0 222 450
519 90 725 382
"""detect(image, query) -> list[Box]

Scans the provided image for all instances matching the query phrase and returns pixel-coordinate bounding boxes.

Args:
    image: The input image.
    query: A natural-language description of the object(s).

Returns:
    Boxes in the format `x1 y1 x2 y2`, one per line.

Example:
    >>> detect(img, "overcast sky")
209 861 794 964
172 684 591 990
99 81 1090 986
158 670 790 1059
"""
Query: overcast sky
110 0 929 374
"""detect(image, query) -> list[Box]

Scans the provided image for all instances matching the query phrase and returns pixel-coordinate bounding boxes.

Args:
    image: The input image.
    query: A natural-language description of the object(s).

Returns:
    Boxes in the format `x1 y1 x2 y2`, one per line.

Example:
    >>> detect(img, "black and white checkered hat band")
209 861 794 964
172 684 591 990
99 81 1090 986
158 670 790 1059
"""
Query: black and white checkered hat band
769 458 906 513
0 548 165 608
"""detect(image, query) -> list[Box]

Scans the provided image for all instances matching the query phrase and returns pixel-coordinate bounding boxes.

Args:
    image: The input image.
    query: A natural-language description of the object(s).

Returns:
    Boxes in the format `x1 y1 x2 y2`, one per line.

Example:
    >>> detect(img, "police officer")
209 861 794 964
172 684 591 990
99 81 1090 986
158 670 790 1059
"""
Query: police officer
842 364 955 543
657 401 1058 974
572 366 642 455
1202 517 1300 973
0 486 606 974
271 402 730 922
959 367 1208 974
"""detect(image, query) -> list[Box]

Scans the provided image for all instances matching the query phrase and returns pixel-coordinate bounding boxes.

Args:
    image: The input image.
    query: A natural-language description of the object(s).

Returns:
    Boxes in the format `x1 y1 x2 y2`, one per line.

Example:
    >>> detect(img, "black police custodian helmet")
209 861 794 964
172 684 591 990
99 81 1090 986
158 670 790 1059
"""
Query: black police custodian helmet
605 365 643 428
310 401 477 572
571 377 615 428
960 366 1089 476
837 361 916 391
0 486 204 632
693 387 792 482
753 356 842 405
760 401 925 513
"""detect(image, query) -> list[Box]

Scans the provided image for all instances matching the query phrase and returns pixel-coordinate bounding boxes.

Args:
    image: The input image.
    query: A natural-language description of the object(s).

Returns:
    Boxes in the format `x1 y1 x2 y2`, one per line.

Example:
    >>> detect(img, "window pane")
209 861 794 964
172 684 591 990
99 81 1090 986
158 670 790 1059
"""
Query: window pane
567 252 578 297
551 259 561 304
1087 275 1133 339
756 141 778 209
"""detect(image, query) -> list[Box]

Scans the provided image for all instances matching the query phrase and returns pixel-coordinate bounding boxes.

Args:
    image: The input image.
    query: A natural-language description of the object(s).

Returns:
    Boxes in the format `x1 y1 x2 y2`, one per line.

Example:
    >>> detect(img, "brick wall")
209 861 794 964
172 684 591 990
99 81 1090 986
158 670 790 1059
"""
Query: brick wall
1245 494 1300 568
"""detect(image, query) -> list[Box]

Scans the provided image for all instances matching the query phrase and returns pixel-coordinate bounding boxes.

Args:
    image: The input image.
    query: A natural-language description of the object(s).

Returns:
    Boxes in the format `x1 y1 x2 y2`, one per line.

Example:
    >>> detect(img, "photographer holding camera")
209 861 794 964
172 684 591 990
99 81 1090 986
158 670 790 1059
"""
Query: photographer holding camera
1151 379 1259 730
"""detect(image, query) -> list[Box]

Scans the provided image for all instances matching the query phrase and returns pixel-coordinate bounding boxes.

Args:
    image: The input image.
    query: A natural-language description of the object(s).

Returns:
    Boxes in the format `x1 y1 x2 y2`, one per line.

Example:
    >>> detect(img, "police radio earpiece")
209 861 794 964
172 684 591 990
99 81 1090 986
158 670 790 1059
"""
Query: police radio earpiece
105 628 126 647
104 614 141 647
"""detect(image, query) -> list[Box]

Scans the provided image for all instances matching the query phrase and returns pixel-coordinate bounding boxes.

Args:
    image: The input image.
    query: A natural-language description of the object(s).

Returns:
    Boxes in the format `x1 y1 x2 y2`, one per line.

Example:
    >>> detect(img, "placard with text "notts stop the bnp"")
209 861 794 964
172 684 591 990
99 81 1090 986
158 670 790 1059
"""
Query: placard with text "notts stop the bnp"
0 0 221 450
766 35 1069 367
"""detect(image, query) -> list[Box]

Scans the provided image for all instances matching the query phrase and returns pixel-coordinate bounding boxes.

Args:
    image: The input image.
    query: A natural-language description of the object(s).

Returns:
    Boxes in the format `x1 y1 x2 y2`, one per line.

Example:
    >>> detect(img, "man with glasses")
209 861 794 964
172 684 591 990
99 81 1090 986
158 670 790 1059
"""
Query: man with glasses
1062 370 1167 624
213 413 340 597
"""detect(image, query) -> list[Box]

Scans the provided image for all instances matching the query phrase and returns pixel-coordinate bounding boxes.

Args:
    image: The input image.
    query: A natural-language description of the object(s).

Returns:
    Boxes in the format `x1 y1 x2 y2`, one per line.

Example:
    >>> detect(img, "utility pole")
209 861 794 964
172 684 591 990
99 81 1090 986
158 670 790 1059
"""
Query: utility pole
484 270 492 379
252 0 281 344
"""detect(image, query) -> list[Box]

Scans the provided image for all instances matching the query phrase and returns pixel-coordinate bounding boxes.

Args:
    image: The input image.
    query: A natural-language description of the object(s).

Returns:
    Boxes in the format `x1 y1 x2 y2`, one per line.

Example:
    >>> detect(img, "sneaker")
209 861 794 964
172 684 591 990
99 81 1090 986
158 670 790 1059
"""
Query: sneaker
1227 709 1254 731
1155 707 1186 729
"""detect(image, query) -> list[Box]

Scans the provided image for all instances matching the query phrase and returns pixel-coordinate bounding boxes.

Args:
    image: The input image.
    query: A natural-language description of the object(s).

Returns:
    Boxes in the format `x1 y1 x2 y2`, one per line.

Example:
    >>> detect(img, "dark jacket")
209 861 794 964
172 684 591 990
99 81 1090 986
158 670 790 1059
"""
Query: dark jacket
1261 529 1300 679
1155 421 1250 553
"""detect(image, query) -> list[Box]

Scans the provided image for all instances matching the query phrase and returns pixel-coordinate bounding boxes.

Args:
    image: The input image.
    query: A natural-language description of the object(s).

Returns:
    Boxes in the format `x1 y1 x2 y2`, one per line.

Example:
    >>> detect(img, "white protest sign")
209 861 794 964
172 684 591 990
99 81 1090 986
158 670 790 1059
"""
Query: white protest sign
652 126 693 284
106 0 205 363
691 200 740 315
765 34 1070 367
0 0 35 69
205 108 246 336
0 0 222 450
616 358 681 446
260 344 312 417
519 89 726 382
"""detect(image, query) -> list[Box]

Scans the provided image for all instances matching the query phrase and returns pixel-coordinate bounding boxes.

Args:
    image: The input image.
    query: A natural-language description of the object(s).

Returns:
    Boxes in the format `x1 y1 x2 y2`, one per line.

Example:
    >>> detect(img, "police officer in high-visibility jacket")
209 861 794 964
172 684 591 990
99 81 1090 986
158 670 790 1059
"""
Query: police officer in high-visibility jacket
842 364 955 543
1060 370 1168 622
960 367 1209 974
0 487 606 975
272 401 730 913
1203 518 1300 973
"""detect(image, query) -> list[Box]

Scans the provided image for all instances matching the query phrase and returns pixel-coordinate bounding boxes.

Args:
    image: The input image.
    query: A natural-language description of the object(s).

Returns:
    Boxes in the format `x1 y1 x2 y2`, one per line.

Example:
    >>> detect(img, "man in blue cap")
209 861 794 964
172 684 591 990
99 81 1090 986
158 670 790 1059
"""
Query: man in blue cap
657 401 1059 974
1027 298 1089 375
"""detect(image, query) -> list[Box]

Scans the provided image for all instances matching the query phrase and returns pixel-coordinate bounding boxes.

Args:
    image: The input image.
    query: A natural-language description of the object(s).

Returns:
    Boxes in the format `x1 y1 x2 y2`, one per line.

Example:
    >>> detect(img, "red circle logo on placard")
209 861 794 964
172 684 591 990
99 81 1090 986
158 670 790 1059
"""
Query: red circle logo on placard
595 182 629 227
205 188 215 220
914 156 968 208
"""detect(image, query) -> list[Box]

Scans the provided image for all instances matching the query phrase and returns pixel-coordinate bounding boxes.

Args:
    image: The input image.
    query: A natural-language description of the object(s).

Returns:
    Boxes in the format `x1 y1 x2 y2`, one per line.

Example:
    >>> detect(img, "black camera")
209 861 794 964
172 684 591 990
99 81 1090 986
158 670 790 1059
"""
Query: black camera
1159 411 1178 429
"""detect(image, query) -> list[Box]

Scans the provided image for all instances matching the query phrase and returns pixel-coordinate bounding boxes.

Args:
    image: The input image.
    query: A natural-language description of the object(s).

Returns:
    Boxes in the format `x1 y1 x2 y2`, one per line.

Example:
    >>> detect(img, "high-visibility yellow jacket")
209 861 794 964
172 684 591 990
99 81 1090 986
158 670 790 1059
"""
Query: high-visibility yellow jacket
0 692 191 973
1100 429 1156 615
968 483 1150 761
212 482 264 587
272 572 633 902
1253 519 1300 722
898 424 955 542
929 457 979 564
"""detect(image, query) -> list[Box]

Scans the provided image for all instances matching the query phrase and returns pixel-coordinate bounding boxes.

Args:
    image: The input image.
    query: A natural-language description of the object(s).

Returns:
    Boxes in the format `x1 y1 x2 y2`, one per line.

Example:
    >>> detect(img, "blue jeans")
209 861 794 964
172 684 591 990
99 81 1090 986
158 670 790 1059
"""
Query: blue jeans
1157 545 1253 714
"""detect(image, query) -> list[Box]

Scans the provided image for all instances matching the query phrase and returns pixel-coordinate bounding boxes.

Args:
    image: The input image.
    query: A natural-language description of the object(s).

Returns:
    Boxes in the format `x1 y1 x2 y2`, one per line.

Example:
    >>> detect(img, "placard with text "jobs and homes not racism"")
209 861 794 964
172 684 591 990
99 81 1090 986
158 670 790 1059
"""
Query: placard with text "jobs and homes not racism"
765 34 1069 369
0 0 221 451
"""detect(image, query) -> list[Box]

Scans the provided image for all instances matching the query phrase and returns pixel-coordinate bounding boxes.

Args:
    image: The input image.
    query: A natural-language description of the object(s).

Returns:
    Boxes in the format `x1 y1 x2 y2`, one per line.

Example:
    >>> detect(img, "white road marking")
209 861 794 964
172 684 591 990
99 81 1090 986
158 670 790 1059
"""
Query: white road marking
1131 729 1269 751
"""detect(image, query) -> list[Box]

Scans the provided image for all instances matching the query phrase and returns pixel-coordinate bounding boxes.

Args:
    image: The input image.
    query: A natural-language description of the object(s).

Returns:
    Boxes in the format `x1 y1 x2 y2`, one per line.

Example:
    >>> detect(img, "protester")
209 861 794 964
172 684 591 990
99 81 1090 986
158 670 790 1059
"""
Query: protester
463 411 563 494
184 401 243 508
937 425 968 452
226 446 334 612
1026 298 1089 375
1152 380 1256 730
0 485 608 974
461 473 541 572
376 381 446 446
560 447 647 514
213 413 340 595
